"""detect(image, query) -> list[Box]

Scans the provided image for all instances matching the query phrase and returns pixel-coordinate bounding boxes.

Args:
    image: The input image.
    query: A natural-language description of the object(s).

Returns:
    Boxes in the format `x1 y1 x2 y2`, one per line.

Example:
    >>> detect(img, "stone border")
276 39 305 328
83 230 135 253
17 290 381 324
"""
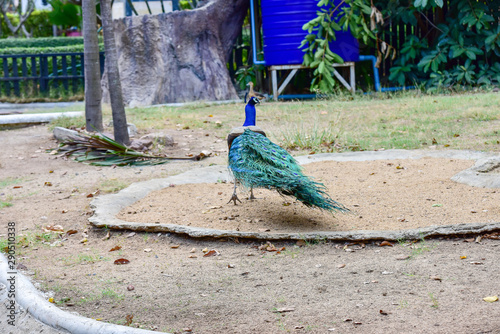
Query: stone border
0 254 166 334
89 149 500 241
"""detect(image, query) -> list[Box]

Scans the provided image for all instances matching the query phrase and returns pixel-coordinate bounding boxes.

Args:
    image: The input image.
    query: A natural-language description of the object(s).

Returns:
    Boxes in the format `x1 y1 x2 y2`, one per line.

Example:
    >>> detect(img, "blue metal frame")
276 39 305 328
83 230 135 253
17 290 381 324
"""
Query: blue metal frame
249 0 415 96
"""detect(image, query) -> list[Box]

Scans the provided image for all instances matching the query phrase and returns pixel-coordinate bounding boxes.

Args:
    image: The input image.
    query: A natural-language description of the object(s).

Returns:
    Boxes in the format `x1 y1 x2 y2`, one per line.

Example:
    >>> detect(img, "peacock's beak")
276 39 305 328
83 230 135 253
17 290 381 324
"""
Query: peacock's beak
255 98 260 104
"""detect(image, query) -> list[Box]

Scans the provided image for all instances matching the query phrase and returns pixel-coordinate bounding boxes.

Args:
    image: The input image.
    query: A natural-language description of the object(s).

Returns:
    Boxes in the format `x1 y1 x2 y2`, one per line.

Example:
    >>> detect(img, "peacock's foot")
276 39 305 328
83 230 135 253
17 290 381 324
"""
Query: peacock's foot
227 193 242 205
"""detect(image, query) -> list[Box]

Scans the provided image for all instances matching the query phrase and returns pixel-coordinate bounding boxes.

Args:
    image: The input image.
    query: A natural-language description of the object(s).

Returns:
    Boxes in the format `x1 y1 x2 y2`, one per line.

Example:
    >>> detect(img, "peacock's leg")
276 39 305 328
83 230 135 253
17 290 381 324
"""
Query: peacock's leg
227 181 242 205
249 187 256 200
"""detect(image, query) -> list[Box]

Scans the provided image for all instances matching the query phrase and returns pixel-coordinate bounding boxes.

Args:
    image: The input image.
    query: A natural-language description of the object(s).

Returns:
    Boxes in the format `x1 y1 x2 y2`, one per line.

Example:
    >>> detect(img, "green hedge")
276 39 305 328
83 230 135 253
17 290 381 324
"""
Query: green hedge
1 10 53 38
0 44 104 55
0 37 87 49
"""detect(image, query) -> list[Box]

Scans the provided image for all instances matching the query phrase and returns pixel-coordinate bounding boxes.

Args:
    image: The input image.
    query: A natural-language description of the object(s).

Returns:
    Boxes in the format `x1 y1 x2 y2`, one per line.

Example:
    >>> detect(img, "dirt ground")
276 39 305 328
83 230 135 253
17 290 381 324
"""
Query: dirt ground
1 125 500 334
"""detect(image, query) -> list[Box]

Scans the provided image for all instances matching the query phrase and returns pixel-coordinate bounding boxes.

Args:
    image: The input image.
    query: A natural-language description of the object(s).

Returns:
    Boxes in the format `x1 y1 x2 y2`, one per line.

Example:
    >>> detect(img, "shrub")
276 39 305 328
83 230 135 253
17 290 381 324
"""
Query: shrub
0 10 53 38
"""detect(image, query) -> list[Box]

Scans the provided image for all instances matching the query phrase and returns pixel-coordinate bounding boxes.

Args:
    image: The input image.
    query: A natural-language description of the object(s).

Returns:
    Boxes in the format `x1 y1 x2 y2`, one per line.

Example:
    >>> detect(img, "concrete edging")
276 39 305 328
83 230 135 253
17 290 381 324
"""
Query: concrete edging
89 149 500 241
0 111 83 125
0 254 167 334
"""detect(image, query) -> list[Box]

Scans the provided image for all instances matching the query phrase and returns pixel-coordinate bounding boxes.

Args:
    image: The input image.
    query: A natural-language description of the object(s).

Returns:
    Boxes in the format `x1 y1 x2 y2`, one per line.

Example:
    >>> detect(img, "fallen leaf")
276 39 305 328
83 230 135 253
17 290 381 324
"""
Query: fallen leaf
44 181 52 186
258 228 270 232
430 276 442 281
48 297 54 303
43 225 64 233
79 238 88 243
483 296 498 303
379 241 394 247
13 186 22 189
109 246 121 252
470 261 483 265
274 307 295 313
125 314 133 326
295 325 305 329
460 255 467 259
432 203 443 207
127 285 134 291
126 232 136 238
86 190 99 198
144 248 152 253
296 240 306 247
202 248 209 253
203 249 220 257
171 245 180 249
337 264 346 269
114 258 130 265
188 255 197 258
228 264 235 268
379 310 388 315
102 231 110 240
189 248 196 253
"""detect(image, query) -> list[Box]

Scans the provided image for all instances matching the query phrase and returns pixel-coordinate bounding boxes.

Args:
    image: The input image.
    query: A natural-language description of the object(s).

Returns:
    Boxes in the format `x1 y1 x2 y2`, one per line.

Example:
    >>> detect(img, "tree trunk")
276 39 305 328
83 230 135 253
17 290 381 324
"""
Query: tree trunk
82 0 103 132
101 0 248 107
101 0 130 145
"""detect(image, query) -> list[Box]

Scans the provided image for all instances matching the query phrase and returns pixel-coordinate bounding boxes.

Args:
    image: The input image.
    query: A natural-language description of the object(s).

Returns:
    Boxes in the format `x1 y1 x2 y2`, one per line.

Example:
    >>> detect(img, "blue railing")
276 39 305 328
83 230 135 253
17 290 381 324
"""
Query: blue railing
0 52 105 97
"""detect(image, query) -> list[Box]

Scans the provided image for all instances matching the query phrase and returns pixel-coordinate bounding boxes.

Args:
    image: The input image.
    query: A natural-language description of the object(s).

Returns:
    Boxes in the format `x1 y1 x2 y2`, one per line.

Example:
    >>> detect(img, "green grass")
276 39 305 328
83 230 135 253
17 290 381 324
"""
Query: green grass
48 115 86 131
47 90 499 153
0 177 23 189
58 252 110 266
99 179 130 193
0 201 13 209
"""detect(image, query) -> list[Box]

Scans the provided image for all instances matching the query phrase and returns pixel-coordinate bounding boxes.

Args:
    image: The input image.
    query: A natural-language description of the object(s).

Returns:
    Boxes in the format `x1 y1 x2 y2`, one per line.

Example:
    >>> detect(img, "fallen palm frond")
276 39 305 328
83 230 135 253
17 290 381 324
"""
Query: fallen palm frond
54 131 206 166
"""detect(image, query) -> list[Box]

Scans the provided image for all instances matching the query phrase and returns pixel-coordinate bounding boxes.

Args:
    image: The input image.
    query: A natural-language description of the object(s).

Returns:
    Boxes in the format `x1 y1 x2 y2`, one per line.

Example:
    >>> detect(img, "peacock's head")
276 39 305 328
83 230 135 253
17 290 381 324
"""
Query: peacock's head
247 96 260 106
247 81 254 87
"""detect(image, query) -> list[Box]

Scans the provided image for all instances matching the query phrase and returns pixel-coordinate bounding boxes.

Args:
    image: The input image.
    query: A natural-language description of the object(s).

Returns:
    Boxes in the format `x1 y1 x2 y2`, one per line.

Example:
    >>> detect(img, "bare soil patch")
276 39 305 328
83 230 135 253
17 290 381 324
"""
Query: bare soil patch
118 158 499 233
1 125 500 334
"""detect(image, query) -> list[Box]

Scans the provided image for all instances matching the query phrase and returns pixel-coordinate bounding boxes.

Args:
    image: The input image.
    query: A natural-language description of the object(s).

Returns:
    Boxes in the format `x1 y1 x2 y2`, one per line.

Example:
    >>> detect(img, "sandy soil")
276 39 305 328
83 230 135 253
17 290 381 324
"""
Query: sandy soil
118 159 499 233
1 125 500 334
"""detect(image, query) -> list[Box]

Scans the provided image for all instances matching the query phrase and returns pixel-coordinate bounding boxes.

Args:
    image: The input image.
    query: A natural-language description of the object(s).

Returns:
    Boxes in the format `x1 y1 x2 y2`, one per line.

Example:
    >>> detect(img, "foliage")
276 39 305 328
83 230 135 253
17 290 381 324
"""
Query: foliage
55 132 206 166
0 36 97 49
0 44 104 55
48 0 82 30
301 0 499 92
235 65 257 90
1 10 53 38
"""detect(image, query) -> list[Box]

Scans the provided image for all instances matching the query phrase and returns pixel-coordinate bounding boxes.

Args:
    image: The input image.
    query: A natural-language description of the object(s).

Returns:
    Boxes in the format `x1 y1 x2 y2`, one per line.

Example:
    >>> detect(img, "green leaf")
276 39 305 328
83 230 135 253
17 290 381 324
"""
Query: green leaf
433 0 443 7
318 61 326 74
465 50 476 60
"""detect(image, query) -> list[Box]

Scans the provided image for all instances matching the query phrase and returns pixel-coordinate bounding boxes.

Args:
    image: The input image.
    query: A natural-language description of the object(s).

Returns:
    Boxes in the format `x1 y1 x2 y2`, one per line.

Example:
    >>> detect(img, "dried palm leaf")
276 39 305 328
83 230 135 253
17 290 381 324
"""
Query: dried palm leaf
55 132 205 166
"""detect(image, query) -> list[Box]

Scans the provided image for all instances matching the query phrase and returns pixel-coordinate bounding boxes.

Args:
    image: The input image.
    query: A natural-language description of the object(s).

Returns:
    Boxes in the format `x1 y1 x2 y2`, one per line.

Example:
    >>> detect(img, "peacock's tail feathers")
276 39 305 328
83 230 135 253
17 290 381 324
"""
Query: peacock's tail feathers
228 129 349 213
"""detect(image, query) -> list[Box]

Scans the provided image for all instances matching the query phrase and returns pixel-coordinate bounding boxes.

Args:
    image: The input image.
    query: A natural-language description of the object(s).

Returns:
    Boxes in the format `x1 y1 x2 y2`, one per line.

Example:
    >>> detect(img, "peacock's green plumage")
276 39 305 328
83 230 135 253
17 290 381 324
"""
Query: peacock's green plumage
228 128 348 213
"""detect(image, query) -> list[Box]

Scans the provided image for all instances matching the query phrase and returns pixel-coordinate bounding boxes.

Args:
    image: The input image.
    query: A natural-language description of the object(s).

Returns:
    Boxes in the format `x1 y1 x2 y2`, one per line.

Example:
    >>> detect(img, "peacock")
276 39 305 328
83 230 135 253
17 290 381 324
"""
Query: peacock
226 96 349 213
244 81 266 103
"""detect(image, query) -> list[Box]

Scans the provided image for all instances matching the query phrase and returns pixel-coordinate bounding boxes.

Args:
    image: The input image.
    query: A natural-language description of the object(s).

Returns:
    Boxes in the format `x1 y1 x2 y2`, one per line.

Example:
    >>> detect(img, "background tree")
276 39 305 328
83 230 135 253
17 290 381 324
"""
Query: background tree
101 0 248 106
100 0 130 145
82 0 103 132
0 0 35 37
301 0 499 92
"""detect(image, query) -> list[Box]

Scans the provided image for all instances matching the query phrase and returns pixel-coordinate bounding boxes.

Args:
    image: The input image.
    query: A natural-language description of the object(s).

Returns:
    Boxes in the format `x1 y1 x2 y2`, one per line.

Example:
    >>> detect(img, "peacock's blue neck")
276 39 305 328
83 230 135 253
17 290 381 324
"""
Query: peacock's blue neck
242 103 256 126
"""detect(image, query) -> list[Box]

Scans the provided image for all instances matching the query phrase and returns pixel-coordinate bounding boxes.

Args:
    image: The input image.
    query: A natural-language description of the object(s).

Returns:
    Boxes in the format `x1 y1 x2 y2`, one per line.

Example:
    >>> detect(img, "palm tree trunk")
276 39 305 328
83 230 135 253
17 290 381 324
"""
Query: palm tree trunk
100 0 130 146
82 0 103 132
